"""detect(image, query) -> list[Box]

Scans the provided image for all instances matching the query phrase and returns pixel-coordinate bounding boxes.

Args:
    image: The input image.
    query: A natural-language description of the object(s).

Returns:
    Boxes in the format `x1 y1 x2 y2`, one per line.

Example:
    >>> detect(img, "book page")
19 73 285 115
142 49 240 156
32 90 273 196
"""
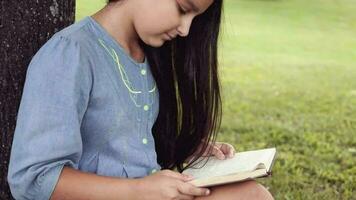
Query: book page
182 147 276 180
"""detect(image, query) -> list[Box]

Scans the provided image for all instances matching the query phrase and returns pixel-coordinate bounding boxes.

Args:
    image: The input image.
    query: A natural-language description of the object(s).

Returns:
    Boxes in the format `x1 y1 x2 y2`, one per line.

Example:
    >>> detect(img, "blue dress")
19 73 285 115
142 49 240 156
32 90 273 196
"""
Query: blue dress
7 16 162 200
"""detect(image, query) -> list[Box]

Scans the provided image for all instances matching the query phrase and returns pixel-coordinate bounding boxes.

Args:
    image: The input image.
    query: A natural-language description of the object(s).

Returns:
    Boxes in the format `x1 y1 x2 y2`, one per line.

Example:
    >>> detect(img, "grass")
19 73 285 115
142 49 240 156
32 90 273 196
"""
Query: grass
76 0 356 199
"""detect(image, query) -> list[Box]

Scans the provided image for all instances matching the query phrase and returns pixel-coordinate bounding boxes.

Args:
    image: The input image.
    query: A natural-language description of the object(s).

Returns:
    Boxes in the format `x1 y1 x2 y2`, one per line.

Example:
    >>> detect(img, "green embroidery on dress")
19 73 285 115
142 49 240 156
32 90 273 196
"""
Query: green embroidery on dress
98 38 159 172
98 38 156 107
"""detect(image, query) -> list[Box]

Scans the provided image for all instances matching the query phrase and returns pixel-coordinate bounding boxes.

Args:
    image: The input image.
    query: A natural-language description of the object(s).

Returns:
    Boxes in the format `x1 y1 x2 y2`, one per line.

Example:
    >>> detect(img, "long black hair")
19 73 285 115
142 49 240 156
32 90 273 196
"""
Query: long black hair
107 0 224 172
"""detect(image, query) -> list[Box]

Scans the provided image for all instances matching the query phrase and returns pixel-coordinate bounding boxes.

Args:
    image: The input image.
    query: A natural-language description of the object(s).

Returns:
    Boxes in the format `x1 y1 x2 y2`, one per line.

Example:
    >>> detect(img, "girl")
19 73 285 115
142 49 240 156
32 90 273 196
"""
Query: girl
7 0 274 199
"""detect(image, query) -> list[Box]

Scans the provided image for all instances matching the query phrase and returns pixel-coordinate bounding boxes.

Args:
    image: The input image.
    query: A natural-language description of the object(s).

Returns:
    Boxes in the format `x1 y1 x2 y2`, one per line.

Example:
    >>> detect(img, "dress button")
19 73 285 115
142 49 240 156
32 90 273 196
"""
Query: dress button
143 105 149 111
142 138 148 144
141 69 146 75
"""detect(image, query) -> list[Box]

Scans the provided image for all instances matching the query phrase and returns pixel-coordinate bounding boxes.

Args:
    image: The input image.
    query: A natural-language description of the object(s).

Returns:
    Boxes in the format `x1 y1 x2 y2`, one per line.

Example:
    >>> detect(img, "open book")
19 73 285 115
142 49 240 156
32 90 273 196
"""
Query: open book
182 147 277 187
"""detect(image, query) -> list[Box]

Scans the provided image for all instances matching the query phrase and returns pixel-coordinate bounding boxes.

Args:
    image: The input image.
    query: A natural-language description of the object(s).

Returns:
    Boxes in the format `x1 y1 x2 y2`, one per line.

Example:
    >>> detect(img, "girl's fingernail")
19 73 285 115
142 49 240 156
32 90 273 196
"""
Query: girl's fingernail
206 189 210 195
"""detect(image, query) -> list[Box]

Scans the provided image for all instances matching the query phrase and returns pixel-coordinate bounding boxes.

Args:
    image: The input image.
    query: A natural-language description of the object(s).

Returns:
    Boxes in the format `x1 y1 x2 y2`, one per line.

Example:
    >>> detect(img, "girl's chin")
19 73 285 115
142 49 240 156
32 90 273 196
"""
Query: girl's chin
145 37 168 47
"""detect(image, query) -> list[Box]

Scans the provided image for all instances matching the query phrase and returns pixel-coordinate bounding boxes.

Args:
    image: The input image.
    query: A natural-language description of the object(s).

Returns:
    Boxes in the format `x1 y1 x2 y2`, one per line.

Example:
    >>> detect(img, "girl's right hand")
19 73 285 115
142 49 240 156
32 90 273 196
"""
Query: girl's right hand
134 169 211 200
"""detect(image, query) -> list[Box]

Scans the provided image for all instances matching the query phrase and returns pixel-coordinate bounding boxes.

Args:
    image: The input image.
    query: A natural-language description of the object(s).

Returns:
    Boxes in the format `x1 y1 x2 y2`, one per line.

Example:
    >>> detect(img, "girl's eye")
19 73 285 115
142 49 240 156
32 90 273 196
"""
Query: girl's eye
178 5 188 14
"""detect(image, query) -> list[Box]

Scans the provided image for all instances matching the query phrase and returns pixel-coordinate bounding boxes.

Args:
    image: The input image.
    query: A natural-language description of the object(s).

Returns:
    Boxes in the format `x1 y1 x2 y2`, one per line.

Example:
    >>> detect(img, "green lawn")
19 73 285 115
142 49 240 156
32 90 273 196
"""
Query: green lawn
76 0 356 199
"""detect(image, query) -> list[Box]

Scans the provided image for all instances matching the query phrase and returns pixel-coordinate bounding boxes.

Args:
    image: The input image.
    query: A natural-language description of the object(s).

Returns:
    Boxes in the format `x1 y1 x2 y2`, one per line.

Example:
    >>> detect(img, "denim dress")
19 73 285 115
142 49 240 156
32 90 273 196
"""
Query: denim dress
7 16 162 200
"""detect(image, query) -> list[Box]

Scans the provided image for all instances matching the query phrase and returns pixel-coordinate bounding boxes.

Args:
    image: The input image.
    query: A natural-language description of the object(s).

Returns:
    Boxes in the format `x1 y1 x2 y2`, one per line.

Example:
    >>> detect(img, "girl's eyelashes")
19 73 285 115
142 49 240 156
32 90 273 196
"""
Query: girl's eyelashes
177 3 188 15
179 6 188 14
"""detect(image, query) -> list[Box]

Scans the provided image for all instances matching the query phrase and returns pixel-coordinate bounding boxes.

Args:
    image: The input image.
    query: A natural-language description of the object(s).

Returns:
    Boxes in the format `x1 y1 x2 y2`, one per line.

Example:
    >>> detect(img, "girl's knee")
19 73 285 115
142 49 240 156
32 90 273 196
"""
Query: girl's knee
237 180 274 200
194 180 274 200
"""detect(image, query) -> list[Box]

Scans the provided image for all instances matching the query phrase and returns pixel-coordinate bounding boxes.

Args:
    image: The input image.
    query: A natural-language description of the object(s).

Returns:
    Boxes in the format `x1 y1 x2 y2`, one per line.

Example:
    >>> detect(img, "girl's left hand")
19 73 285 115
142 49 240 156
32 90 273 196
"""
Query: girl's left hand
185 141 237 163
203 141 236 160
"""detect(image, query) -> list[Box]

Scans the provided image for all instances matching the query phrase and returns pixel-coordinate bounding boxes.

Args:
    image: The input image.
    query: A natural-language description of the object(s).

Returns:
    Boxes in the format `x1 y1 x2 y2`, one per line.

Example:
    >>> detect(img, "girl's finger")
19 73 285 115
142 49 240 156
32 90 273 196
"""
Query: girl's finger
162 170 193 181
225 144 236 158
219 143 236 158
213 145 225 159
178 182 210 197
178 193 195 200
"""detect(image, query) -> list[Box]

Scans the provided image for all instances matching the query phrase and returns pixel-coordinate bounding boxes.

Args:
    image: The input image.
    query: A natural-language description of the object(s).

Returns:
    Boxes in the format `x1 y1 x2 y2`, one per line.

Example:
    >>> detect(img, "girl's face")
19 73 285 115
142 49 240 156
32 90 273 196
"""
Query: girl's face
130 0 214 47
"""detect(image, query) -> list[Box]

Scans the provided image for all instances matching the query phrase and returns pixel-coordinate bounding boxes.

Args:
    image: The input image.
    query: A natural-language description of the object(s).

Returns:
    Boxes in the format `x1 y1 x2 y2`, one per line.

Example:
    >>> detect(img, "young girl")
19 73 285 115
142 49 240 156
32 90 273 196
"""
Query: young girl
7 0 274 199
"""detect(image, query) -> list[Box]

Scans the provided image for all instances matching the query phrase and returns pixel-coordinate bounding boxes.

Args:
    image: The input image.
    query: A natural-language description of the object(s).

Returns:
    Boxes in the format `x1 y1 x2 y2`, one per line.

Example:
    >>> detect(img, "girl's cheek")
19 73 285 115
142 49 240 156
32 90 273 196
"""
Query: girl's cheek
134 22 165 46
145 4 181 32
134 4 180 43
144 17 177 36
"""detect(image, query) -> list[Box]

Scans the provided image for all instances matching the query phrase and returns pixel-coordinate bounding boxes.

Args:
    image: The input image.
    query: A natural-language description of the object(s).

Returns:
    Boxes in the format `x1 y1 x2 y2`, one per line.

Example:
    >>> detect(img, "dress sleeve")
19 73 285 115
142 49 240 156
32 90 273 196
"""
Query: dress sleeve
7 35 93 200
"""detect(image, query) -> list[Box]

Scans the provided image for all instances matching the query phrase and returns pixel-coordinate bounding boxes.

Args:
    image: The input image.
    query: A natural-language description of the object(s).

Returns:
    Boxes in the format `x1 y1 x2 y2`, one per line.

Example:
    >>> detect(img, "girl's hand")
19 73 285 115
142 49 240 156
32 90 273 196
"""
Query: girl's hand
205 141 236 160
184 141 236 163
186 141 236 162
135 169 211 200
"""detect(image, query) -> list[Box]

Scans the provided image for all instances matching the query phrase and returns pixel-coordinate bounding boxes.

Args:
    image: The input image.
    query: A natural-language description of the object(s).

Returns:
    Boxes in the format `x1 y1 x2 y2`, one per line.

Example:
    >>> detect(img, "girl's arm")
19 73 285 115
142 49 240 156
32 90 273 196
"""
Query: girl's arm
50 166 139 200
51 167 210 200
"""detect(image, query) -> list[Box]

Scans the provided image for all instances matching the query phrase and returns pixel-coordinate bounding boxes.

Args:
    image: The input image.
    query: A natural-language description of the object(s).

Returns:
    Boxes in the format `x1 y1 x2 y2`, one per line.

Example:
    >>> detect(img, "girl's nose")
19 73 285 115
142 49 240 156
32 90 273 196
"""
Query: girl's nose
177 16 193 37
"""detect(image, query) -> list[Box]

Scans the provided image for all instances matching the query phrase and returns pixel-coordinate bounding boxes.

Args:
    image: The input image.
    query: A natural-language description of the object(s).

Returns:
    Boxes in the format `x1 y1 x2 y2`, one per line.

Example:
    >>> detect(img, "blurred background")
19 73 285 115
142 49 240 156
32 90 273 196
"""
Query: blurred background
76 0 356 199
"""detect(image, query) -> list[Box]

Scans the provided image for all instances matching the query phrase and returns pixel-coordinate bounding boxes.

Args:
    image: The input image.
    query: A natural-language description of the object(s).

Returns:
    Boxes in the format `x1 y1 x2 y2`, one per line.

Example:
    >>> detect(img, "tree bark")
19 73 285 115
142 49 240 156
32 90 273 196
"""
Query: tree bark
0 0 75 199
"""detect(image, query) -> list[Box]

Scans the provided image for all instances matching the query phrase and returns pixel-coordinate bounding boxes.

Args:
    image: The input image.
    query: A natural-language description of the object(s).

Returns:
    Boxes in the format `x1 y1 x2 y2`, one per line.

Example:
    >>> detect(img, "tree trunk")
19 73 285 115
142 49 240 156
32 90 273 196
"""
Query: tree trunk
0 0 75 199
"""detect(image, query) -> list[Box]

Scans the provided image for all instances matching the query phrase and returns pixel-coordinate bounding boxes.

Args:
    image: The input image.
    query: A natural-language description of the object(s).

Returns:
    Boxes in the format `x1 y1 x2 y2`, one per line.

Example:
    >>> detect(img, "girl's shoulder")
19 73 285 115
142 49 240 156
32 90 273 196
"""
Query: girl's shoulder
41 16 95 53
29 16 99 67
27 18 96 84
